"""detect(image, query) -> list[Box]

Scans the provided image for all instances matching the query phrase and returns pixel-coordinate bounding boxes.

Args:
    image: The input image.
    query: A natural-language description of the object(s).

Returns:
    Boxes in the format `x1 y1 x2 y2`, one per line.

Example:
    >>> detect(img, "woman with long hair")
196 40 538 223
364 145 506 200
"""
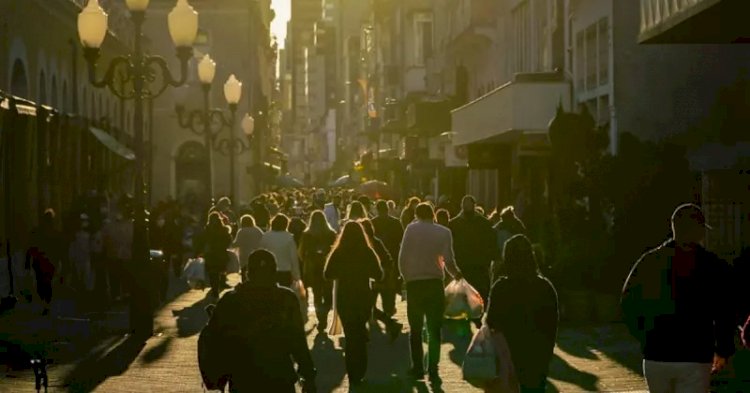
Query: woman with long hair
359 219 402 340
324 221 383 386
299 210 337 333
201 212 233 298
484 234 558 393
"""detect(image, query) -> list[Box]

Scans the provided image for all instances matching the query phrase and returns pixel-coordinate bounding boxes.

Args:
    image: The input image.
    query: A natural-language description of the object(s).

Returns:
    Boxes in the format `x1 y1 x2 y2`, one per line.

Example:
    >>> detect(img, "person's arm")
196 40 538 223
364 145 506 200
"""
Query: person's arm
742 314 750 349
713 259 736 361
442 230 462 280
286 292 316 385
537 279 560 347
290 236 301 281
621 255 647 345
370 249 385 281
398 227 411 280
484 279 508 331
324 252 339 281
231 230 241 248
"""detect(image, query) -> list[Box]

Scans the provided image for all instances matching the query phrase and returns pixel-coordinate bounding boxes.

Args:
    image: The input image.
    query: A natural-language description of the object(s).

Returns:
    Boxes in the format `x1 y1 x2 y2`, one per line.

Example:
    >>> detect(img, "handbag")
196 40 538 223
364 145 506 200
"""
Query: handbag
462 325 499 387
328 280 343 336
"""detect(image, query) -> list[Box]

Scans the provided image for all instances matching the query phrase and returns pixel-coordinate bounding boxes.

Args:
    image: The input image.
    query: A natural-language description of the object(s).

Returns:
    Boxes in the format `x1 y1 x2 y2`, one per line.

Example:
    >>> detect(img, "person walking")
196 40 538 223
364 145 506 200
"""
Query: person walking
344 201 368 223
202 249 317 392
359 219 403 340
621 203 735 393
232 215 264 274
371 200 404 316
400 197 420 228
493 206 527 278
260 214 301 288
200 212 232 299
323 194 342 233
102 206 133 302
27 209 62 315
449 195 497 326
399 203 463 382
69 214 94 294
435 209 450 227
324 221 383 386
485 234 558 393
298 210 337 333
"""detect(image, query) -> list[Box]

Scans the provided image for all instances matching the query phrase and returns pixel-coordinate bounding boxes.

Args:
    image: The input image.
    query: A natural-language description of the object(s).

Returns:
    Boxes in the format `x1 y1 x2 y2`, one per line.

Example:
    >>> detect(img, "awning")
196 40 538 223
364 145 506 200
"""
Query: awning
89 126 136 160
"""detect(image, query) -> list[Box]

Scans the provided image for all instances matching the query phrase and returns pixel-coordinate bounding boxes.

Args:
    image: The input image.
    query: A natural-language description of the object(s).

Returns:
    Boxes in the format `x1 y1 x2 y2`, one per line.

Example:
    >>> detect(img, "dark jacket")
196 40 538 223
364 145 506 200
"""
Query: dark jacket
203 282 316 389
448 211 497 274
299 229 337 287
372 214 404 265
485 275 558 389
199 225 232 273
621 239 735 362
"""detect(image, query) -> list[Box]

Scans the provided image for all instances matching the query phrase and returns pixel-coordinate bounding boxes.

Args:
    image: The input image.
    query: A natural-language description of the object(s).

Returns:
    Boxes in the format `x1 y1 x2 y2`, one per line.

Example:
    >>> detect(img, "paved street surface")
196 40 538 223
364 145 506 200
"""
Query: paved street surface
1 274 746 392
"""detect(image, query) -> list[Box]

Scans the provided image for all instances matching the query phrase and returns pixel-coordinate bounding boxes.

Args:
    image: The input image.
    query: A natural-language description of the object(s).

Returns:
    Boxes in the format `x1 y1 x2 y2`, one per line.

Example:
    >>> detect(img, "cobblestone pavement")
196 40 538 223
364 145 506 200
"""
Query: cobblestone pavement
2 274 747 392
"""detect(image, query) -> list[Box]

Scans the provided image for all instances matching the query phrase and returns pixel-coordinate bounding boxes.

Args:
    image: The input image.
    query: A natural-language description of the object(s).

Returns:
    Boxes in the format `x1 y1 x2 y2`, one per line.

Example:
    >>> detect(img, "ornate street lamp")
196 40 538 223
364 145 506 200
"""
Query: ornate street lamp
215 110 253 207
77 0 197 338
175 71 241 206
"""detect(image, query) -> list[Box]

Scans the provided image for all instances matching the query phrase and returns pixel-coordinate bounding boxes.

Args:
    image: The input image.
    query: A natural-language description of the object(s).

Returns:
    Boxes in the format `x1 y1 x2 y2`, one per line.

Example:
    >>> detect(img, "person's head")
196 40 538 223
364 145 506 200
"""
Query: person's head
333 194 342 206
347 201 366 220
407 197 420 209
207 211 223 228
42 208 56 225
376 200 389 216
436 208 450 226
387 200 396 211
271 214 290 232
240 214 256 228
333 221 372 251
357 195 371 209
216 196 232 212
307 210 333 233
244 249 277 284
476 206 485 216
415 202 435 222
500 206 518 221
359 218 375 241
671 203 709 246
461 195 476 215
502 234 539 279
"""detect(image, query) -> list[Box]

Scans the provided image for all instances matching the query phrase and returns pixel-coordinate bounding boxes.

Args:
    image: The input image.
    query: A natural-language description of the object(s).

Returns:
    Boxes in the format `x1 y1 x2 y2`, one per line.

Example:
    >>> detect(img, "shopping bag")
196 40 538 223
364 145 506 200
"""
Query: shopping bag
293 280 308 323
445 279 485 320
462 325 499 387
226 250 240 274
328 280 343 336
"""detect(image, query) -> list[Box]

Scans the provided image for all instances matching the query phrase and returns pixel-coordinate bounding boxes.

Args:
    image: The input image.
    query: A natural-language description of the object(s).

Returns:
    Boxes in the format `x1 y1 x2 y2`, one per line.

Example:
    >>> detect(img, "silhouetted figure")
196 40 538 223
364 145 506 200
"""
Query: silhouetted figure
360 219 402 340
27 209 62 315
200 212 232 298
260 214 301 288
399 203 463 382
324 221 383 386
298 211 336 333
202 249 317 392
622 204 735 392
371 200 404 316
485 234 558 393
232 215 264 274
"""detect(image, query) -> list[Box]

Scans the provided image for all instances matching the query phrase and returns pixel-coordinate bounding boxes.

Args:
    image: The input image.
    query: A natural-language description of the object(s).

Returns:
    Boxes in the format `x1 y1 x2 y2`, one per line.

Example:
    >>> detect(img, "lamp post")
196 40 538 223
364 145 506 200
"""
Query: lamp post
77 0 197 338
175 58 242 206
215 112 253 207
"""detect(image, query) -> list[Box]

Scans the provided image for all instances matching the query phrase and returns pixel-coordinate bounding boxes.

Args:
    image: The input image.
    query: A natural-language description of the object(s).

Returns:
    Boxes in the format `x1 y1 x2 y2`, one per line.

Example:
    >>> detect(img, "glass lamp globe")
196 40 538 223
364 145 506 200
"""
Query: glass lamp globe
197 54 216 85
224 75 242 105
168 0 199 48
241 114 255 136
77 0 108 49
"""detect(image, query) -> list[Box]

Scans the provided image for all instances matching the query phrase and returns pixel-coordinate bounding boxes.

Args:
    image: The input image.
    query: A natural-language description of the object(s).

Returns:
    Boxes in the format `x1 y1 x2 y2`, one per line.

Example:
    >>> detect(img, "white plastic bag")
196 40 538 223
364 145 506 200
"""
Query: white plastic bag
462 325 498 387
183 257 206 289
445 279 485 320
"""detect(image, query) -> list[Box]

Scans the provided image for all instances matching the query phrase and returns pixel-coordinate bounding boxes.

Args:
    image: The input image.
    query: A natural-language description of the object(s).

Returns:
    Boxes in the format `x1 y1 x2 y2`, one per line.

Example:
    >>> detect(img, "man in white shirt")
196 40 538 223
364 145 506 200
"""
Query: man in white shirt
323 194 342 233
399 203 462 382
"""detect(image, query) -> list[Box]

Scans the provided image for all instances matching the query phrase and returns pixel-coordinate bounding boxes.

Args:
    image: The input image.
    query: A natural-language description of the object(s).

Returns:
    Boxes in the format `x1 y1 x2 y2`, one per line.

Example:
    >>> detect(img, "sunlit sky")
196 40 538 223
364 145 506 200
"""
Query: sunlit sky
271 0 290 48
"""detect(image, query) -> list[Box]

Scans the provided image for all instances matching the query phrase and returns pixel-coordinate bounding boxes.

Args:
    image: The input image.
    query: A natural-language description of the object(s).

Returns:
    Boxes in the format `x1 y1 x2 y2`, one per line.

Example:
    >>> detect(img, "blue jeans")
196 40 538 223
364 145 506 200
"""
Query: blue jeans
406 279 445 372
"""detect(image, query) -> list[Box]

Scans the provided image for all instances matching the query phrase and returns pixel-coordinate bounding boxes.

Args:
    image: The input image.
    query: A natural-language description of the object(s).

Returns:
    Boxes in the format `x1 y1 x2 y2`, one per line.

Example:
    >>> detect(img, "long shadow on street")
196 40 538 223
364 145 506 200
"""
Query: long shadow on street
555 324 642 375
60 334 146 393
546 352 599 392
172 292 212 338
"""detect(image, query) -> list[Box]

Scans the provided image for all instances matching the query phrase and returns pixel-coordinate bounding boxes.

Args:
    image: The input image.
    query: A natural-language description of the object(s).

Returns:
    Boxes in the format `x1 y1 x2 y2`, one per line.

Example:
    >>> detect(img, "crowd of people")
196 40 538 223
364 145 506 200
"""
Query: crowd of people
197 188 559 393
20 186 750 393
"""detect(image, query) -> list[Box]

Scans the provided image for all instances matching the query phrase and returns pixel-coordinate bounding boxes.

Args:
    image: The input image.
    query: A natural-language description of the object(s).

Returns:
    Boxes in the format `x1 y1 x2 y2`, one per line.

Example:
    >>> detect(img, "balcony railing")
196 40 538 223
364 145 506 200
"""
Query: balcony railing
640 0 720 42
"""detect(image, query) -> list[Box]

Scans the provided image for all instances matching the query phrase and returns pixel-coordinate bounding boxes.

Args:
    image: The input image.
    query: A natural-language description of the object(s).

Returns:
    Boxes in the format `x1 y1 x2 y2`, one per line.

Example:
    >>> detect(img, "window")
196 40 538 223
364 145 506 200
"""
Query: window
575 16 610 93
414 13 433 66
